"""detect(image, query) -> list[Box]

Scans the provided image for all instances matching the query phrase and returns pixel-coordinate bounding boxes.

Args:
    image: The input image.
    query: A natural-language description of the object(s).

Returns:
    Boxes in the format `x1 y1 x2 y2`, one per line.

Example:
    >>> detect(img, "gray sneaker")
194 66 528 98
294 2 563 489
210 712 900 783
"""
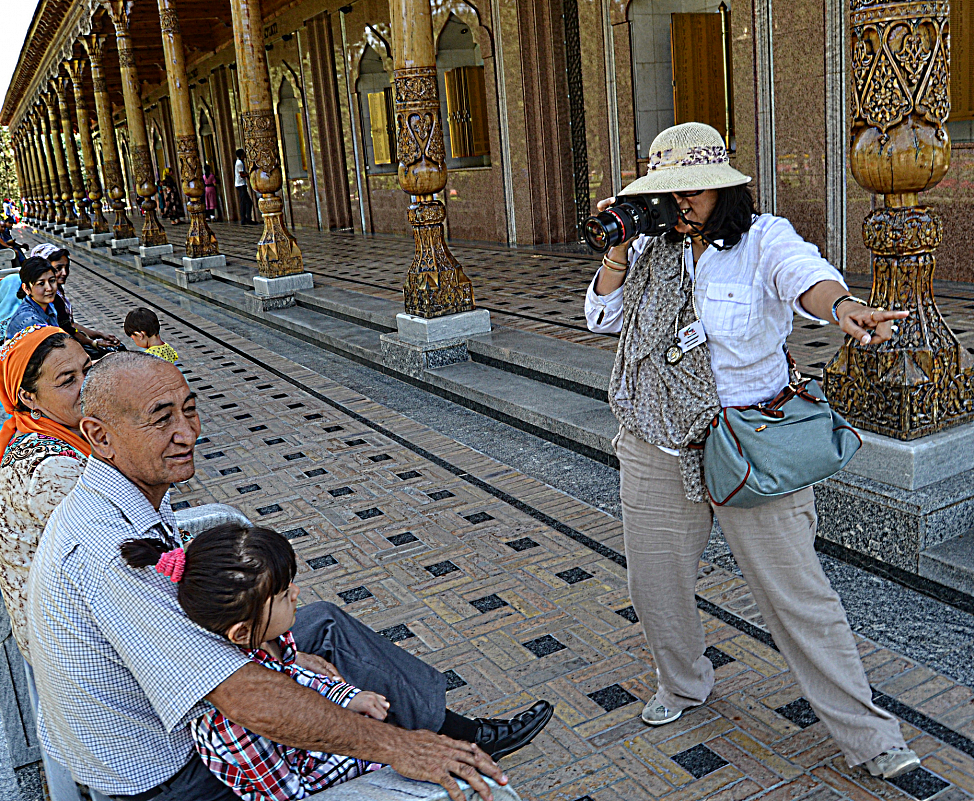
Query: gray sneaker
862 748 922 780
640 694 683 726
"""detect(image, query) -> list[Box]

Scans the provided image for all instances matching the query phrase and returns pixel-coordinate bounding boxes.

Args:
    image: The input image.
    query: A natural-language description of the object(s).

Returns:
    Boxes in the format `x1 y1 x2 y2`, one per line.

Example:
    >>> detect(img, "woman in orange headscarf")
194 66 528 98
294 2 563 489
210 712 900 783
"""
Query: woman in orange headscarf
0 325 90 801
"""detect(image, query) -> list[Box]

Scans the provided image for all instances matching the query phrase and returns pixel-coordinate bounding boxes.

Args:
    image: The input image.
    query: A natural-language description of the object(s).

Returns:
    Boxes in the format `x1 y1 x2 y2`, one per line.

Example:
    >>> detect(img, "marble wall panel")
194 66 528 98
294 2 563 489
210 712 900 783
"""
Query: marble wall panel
925 146 974 284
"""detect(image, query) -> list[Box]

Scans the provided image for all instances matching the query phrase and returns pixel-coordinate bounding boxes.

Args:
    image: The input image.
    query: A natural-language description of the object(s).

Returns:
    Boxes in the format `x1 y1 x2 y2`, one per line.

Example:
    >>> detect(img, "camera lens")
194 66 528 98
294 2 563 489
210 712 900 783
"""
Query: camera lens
583 217 613 252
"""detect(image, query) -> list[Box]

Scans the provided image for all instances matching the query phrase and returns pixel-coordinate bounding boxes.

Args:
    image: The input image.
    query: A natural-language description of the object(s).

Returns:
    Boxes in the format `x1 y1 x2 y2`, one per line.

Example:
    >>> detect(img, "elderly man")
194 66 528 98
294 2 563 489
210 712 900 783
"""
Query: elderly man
27 352 551 801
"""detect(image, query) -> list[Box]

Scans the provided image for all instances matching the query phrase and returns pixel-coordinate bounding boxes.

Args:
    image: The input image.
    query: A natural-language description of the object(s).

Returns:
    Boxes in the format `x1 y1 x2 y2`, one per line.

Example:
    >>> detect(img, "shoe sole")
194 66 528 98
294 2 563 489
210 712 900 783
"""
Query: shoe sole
490 704 555 761
641 707 682 726
867 757 922 780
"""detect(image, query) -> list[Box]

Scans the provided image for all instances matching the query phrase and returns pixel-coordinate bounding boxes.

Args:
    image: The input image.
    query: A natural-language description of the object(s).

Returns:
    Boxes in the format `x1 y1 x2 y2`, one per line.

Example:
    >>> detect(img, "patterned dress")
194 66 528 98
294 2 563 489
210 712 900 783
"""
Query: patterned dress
146 343 179 364
0 432 86 659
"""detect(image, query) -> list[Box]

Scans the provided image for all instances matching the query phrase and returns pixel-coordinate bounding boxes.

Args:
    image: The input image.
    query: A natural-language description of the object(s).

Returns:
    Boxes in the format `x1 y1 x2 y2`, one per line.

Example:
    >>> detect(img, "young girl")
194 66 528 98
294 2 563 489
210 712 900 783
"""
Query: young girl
121 524 389 801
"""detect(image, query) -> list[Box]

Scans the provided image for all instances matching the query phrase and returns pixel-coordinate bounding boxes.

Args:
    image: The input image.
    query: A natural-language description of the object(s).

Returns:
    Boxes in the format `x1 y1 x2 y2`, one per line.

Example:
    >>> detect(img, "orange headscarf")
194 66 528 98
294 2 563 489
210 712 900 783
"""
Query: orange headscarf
0 325 91 459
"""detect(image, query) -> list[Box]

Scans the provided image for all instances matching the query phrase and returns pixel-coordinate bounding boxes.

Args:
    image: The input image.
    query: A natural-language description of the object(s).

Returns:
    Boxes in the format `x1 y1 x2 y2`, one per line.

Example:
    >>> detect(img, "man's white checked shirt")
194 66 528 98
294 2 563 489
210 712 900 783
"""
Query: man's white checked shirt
26 457 249 796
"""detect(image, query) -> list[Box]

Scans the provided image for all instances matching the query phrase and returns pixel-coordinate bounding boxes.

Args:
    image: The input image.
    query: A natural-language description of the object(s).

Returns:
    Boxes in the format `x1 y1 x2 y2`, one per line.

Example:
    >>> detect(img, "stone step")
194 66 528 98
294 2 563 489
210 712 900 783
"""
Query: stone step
919 530 974 596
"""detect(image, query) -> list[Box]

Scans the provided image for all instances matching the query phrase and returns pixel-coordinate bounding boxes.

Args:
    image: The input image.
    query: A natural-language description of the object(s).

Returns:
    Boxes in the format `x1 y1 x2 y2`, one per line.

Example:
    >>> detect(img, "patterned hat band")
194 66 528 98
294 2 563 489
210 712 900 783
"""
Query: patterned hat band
648 145 730 171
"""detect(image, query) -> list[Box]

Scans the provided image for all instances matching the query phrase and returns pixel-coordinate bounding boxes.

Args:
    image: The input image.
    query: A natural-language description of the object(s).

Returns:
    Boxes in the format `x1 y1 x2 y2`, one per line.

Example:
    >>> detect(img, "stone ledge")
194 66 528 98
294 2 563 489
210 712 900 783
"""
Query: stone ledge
843 424 974 490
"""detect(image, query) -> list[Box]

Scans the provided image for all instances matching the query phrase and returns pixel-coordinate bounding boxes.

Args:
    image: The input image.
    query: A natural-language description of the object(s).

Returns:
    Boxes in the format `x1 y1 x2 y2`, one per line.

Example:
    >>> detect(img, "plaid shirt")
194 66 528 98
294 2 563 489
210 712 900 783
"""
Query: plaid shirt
191 630 383 800
26 457 250 795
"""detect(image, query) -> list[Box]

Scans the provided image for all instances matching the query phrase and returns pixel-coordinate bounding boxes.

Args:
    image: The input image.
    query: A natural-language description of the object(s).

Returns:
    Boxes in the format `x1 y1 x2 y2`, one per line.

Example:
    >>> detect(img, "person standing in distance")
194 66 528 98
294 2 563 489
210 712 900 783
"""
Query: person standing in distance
234 149 254 226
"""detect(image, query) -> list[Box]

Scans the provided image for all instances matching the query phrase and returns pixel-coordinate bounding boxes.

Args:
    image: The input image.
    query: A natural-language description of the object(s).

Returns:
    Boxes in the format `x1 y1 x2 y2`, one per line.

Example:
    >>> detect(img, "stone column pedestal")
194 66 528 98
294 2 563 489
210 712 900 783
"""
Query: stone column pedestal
62 226 78 237
137 243 174 266
111 237 140 254
244 272 314 313
380 309 491 379
86 232 113 248
75 229 94 242
175 254 226 288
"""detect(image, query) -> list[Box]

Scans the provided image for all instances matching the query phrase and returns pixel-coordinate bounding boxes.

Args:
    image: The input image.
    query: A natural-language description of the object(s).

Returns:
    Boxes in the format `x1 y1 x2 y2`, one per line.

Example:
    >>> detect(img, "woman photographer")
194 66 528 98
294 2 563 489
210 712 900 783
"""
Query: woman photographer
586 123 915 779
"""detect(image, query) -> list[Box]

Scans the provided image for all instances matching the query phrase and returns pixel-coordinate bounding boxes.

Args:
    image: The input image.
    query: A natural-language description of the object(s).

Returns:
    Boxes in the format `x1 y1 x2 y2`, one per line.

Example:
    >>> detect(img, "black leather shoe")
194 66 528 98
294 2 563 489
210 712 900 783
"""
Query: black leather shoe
474 700 553 760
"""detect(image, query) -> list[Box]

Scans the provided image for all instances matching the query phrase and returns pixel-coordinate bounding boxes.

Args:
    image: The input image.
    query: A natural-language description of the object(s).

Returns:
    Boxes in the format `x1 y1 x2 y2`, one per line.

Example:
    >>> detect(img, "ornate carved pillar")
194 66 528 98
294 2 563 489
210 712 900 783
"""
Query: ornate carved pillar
390 0 473 317
103 0 168 247
18 133 37 219
157 0 219 257
824 0 974 438
41 98 73 225
85 35 136 240
53 77 92 230
37 108 61 224
66 58 110 234
25 121 45 221
229 0 304 276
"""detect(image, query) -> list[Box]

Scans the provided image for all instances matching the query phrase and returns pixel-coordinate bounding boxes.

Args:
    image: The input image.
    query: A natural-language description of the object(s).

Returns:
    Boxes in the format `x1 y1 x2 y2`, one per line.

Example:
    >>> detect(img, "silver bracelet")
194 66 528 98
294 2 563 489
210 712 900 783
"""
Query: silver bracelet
831 294 867 323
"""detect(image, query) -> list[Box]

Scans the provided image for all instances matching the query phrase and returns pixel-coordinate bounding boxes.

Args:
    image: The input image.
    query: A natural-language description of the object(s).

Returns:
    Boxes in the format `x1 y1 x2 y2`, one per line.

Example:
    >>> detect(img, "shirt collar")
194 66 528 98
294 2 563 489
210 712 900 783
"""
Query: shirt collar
79 457 177 541
25 296 56 319
245 631 297 667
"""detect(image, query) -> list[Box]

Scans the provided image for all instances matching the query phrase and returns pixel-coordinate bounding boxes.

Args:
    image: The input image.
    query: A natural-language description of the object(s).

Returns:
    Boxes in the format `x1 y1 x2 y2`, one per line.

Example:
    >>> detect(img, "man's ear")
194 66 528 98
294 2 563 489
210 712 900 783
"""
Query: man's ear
79 416 115 461
226 621 251 647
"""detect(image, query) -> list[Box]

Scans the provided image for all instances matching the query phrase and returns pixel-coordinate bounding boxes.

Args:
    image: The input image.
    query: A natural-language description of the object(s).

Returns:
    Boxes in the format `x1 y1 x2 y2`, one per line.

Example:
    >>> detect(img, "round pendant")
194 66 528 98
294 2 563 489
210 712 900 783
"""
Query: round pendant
665 344 684 365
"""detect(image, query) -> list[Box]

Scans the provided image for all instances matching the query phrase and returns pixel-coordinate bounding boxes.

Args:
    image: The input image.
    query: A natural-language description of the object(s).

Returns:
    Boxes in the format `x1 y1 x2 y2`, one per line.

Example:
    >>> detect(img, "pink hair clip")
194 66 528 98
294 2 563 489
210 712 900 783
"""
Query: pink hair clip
156 548 186 583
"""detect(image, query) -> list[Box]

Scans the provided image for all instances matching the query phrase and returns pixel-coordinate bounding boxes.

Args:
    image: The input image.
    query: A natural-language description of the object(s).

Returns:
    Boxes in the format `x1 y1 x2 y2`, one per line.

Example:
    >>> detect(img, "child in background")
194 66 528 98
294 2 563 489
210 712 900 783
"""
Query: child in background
123 307 179 363
120 524 388 801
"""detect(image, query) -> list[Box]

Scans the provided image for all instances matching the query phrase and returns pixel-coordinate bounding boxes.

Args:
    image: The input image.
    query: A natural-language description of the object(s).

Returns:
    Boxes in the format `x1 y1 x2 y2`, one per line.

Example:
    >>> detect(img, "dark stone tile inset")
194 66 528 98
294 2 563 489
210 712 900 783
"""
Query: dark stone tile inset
505 537 539 552
587 684 638 712
196 437 210 444
328 487 354 497
305 468 328 478
378 624 415 643
272 393 287 400
249 425 268 432
522 634 566 658
888 768 950 800
355 507 384 520
387 532 419 546
337 586 373 604
671 743 729 779
345 439 367 447
236 484 261 494
369 454 393 462
427 490 456 501
256 504 283 516
323 425 344 433
443 670 467 691
264 438 286 446
282 528 309 540
220 403 238 410
172 501 190 511
556 567 593 585
470 594 509 614
705 646 736 669
775 698 820 729
233 413 253 421
397 471 422 481
220 467 242 476
305 413 323 420
307 555 338 570
287 403 305 409
283 452 306 461
615 606 639 624
203 451 225 460
463 512 494 525
425 560 460 577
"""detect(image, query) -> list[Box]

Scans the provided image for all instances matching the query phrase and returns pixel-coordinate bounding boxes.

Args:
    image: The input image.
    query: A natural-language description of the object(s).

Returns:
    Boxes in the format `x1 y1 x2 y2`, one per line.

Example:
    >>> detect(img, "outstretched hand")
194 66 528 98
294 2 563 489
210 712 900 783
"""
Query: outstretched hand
388 729 507 801
838 303 909 346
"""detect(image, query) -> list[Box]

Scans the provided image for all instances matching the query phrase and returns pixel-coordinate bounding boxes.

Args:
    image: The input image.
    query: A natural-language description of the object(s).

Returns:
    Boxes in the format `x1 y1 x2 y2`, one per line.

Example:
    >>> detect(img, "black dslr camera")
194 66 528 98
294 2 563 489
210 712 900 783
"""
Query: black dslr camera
582 193 681 253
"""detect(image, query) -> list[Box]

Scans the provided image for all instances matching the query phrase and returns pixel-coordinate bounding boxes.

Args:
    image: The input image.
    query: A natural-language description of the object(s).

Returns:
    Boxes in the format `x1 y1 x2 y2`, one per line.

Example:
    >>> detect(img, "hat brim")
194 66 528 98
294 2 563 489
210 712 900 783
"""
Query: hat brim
619 163 751 196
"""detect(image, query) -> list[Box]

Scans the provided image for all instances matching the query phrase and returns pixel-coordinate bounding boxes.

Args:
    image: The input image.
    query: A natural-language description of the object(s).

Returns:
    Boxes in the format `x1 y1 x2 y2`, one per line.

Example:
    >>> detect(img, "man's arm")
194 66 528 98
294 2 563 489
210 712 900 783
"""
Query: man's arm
208 663 506 801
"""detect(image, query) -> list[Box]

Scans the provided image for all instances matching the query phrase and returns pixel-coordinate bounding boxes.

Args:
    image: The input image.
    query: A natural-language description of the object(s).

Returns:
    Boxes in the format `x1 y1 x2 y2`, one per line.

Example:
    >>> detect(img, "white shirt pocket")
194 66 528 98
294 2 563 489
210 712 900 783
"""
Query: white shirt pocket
703 282 753 336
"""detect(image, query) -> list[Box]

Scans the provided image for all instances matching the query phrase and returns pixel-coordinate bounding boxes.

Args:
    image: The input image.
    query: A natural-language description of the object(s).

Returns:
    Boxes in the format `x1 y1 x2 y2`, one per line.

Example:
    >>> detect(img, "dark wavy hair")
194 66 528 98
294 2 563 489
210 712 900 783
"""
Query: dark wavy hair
664 184 757 249
121 523 296 649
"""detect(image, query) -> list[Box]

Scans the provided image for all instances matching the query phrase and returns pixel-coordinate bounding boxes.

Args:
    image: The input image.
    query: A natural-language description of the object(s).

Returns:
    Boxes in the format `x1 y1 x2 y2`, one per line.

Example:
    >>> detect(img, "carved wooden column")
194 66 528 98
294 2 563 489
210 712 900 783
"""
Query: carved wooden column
37 108 61 224
53 76 92 231
824 0 974 438
66 59 110 235
157 0 220 258
25 120 45 221
41 98 73 226
390 0 473 317
85 34 136 241
229 0 304 277
102 0 169 248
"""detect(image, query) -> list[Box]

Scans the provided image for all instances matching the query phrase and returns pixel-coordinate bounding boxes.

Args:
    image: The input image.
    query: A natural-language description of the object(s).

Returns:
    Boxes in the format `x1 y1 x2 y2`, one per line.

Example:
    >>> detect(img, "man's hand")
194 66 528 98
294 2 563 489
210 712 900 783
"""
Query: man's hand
388 729 507 801
347 691 389 721
295 651 343 680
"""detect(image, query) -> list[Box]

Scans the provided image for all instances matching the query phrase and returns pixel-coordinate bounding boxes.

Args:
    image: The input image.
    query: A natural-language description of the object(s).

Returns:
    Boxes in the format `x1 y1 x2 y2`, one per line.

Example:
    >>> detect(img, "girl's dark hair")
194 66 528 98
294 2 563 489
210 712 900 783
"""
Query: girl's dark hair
664 184 757 250
48 248 70 273
17 257 56 299
15 332 71 412
121 523 297 649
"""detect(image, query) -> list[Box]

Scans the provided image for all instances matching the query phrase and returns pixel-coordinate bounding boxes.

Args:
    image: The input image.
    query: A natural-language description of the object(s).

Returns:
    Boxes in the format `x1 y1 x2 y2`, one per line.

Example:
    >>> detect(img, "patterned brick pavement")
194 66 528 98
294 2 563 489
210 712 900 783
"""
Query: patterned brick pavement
58 257 974 801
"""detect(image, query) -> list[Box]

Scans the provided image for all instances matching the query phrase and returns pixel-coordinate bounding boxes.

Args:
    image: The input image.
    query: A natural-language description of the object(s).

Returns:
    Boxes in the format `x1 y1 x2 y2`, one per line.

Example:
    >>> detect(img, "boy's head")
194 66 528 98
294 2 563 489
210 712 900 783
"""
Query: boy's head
124 307 162 349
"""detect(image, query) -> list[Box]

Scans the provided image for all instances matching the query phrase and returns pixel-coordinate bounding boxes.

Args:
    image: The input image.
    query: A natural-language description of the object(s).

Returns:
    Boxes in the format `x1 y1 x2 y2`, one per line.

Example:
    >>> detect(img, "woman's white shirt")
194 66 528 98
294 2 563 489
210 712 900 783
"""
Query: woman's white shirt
585 213 846 408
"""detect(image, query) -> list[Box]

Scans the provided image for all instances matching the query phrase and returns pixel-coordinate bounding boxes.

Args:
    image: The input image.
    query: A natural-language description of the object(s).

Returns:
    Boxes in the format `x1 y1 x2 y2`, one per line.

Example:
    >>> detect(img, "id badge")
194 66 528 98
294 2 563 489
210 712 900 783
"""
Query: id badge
677 320 707 353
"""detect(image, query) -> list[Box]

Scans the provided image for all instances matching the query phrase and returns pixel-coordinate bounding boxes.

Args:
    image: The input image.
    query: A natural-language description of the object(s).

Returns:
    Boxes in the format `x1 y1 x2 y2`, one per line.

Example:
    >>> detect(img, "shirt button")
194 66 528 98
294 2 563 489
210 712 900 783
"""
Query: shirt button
728 292 734 298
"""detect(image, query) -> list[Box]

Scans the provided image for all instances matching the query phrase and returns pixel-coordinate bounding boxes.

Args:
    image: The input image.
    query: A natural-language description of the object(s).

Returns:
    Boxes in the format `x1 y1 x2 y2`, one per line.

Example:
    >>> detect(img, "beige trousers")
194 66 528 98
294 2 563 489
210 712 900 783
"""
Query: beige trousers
615 426 905 766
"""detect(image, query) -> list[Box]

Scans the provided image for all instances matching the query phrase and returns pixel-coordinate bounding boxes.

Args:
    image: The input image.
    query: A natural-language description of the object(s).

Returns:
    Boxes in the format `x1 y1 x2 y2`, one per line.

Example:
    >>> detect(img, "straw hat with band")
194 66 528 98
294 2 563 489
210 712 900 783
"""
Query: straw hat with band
619 122 751 197
0 325 91 459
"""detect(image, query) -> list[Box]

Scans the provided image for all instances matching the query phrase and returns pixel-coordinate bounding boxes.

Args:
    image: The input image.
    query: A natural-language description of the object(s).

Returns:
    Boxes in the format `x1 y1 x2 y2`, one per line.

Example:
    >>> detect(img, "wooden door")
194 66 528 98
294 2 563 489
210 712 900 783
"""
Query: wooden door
671 13 728 138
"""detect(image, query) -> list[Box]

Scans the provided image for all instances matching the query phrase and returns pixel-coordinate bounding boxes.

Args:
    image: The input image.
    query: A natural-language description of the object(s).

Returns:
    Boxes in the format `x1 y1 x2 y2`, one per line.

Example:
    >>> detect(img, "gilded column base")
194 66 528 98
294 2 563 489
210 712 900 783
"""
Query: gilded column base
90 199 110 235
63 200 78 226
255 195 304 278
139 198 169 247
110 200 137 241
824 206 974 439
76 202 93 231
53 200 66 226
185 201 220 259
402 200 474 319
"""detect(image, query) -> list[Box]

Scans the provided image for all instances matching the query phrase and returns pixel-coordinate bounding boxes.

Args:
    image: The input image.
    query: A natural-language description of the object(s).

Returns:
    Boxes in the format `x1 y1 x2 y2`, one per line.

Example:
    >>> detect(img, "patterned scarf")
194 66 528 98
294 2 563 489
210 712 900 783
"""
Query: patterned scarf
608 237 721 502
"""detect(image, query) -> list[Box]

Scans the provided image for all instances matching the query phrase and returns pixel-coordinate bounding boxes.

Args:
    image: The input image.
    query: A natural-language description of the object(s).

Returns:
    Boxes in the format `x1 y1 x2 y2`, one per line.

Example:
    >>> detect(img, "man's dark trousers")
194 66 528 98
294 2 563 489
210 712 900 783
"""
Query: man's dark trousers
235 185 253 224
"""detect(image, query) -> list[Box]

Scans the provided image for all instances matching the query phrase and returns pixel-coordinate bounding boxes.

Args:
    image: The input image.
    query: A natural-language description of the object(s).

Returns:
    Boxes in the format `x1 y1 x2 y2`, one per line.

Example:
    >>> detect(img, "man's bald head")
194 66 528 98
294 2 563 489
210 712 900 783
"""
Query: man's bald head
80 351 174 423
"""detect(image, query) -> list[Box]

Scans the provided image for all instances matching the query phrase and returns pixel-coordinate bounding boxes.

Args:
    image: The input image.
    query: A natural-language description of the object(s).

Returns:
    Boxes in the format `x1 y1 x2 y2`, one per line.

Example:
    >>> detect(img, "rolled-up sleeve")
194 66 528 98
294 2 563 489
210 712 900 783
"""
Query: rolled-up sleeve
585 272 624 333
760 217 847 320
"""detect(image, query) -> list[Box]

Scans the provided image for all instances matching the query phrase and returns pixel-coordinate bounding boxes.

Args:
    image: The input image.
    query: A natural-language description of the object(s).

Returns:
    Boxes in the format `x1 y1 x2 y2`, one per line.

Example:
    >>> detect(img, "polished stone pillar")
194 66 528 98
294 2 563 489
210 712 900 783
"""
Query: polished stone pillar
85 34 136 241
229 0 304 278
103 0 168 249
156 0 220 260
66 58 110 235
41 99 72 225
390 0 474 318
53 76 92 232
824 0 973 438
